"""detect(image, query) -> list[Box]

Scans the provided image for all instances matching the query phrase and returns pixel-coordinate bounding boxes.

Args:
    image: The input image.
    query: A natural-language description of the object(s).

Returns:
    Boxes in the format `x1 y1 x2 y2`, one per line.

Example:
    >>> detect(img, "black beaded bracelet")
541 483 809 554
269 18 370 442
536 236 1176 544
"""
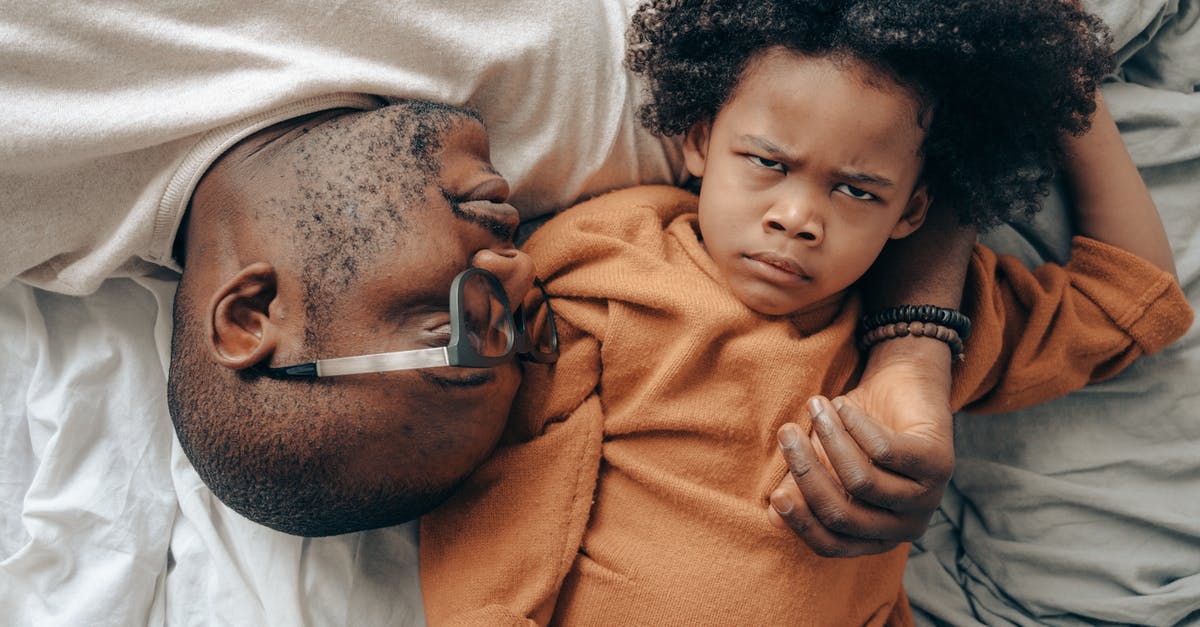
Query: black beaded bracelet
859 305 971 341
859 321 965 361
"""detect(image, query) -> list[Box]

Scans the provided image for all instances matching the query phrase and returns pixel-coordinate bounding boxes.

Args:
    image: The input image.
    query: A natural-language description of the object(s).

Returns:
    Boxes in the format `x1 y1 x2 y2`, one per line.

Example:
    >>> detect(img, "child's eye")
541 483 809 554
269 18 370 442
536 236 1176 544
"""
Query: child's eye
835 183 877 201
748 155 785 172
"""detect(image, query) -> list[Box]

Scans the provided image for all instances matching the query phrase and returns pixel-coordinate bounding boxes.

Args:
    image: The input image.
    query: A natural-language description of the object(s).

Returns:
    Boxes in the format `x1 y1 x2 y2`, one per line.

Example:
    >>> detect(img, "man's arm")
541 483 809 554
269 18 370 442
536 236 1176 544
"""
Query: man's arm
768 203 975 557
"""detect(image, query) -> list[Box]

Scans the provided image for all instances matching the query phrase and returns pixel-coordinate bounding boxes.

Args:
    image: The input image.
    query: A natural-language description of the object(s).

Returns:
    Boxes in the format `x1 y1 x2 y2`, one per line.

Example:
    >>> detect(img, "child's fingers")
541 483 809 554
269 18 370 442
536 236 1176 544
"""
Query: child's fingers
806 396 937 513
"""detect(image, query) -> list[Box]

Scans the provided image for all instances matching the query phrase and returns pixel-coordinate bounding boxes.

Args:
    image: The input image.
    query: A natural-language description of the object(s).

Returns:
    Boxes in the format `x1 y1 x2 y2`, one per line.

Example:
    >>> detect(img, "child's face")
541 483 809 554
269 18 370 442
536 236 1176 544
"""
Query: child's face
683 48 930 316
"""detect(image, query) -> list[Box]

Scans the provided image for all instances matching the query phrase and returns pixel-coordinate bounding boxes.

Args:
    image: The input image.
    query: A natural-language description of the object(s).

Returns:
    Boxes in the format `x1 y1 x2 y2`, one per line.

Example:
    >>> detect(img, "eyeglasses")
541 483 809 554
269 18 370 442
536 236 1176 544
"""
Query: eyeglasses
255 267 558 379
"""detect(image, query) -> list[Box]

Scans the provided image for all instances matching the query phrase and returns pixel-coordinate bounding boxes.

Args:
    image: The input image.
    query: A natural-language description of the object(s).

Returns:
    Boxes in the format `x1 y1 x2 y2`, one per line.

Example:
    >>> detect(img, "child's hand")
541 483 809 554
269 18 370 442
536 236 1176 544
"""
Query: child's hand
767 342 954 557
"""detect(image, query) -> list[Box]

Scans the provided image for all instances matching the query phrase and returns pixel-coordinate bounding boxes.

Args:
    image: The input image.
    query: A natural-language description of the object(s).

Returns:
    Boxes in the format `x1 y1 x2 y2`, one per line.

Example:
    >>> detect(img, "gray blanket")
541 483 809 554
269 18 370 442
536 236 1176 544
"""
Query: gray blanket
906 1 1200 625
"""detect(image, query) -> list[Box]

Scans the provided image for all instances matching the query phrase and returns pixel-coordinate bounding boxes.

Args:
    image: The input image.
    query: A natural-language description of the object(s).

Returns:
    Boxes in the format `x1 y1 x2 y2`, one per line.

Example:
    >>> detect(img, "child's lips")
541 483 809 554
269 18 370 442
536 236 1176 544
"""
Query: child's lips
745 252 811 282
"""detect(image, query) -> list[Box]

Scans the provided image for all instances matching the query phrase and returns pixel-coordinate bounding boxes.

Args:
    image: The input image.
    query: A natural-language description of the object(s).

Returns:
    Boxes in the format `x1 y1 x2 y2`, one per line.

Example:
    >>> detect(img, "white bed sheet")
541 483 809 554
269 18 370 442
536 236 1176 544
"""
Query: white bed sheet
2 1 1197 626
1 278 174 625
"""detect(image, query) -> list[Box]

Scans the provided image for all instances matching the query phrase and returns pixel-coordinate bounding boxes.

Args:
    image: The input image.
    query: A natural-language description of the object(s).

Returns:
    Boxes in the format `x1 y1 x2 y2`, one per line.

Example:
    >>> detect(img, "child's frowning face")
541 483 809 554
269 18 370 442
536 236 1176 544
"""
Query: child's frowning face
684 48 931 316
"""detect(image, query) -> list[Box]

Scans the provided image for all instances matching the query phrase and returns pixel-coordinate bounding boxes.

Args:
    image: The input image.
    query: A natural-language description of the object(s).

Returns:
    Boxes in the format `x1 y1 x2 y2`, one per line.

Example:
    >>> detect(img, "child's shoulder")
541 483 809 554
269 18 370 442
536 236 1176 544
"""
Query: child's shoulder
553 184 696 230
525 184 696 250
522 184 698 283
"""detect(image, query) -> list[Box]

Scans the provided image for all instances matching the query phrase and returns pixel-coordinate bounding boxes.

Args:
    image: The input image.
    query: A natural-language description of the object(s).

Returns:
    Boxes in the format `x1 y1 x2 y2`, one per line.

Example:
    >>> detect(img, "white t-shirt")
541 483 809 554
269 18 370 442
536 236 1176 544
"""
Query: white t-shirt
0 0 684 295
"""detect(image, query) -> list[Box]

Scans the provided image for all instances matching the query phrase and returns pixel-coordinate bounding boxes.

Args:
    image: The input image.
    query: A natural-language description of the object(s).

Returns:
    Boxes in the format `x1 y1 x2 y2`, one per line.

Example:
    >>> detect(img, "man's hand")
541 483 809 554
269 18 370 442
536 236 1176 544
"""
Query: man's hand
767 336 955 558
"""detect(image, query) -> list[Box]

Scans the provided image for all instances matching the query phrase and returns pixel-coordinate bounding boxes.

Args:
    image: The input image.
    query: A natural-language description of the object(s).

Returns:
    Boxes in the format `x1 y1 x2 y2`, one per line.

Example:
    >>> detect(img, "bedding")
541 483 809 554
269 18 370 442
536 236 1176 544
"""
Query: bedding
0 1 1196 625
907 2 1200 624
0 2 678 624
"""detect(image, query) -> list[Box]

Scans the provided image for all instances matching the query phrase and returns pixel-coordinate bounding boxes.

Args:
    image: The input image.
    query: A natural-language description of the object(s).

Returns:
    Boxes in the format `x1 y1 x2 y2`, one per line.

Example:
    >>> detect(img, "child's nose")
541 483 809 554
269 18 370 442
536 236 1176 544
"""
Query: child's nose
471 247 535 309
763 198 824 244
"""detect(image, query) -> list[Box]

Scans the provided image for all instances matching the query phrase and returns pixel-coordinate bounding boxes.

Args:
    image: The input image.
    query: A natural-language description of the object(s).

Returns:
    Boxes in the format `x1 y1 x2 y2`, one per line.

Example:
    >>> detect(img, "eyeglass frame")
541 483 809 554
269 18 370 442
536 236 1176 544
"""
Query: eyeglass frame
253 267 558 379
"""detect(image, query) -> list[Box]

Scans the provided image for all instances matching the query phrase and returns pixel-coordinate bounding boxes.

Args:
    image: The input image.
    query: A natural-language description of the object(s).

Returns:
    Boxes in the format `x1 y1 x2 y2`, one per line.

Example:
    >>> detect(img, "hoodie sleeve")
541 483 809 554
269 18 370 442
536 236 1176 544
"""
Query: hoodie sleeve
951 236 1192 414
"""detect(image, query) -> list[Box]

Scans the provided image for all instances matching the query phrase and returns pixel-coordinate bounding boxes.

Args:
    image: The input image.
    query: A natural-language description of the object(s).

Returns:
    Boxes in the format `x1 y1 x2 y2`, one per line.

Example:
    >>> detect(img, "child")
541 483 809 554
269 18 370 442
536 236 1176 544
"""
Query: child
420 1 1192 624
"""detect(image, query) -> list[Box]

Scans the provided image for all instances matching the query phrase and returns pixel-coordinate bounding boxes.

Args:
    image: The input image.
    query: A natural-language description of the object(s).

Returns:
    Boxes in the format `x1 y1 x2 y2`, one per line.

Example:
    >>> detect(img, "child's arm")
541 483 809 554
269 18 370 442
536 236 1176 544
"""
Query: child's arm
1064 92 1176 277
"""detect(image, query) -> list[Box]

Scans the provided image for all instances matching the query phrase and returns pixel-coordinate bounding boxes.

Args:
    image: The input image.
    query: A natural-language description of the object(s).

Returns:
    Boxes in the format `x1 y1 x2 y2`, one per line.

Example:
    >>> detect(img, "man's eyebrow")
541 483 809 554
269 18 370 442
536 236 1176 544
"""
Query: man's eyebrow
381 296 450 328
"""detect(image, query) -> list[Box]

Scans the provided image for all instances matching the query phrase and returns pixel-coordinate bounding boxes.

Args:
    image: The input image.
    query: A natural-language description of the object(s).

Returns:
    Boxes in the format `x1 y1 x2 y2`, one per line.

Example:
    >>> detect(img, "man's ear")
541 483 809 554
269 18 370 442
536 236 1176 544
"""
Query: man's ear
206 262 281 370
889 185 931 240
682 120 713 179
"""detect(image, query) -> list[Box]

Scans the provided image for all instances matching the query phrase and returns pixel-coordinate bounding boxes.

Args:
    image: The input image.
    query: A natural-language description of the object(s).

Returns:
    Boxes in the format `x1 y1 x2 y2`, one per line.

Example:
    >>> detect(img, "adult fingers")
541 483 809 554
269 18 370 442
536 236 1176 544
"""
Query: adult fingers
767 474 903 558
776 421 928 542
832 396 954 494
806 396 936 511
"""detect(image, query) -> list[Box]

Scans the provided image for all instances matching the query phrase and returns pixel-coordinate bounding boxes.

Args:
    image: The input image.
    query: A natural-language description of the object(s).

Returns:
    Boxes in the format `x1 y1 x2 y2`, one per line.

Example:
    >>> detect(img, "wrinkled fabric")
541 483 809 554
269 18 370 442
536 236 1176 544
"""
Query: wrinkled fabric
906 1 1200 625
0 279 175 627
0 1 678 625
0 0 683 295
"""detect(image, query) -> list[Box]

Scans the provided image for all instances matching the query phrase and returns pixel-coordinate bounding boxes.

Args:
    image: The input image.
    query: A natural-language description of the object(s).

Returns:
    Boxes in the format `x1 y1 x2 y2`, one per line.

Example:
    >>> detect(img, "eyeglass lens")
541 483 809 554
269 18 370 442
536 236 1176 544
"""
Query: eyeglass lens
522 285 557 355
461 272 514 358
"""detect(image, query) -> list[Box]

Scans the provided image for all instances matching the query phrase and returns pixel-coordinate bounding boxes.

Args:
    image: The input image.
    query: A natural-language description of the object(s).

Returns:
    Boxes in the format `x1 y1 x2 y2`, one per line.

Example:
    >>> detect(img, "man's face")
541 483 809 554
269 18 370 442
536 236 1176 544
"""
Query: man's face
269 109 535 499
684 49 930 316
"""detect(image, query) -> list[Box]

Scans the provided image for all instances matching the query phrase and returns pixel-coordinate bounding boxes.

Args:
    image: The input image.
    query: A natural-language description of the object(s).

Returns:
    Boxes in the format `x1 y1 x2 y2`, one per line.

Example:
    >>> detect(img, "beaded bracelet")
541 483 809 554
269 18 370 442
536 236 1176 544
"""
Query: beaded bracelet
858 305 971 360
859 320 965 360
859 304 971 341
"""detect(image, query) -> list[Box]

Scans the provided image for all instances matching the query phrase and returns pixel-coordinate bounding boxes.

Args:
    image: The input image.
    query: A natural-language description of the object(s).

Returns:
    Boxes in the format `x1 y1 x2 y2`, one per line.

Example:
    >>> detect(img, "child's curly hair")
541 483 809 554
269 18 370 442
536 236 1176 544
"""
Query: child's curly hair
627 0 1113 228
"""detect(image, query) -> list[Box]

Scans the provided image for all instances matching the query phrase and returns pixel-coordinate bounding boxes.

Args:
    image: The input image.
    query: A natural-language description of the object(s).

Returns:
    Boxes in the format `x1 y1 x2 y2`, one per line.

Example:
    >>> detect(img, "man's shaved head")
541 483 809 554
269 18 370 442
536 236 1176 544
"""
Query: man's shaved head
167 100 528 535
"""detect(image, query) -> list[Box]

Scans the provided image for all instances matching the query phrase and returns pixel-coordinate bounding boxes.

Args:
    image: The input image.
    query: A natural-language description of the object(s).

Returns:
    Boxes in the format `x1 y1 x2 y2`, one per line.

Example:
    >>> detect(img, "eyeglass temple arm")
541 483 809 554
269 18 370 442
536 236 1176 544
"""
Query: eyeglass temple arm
317 347 450 376
255 347 451 379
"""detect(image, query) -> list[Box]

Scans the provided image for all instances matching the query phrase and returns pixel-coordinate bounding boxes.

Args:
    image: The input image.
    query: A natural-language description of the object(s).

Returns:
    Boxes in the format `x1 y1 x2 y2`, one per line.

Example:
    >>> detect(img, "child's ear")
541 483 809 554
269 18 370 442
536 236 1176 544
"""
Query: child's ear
206 262 281 370
889 185 931 239
682 120 713 179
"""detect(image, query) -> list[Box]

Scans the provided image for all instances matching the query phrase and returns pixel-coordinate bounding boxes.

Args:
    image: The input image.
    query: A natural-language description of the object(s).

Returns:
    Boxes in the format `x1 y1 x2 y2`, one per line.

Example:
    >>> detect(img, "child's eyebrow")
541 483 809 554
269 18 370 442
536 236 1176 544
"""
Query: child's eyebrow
744 134 796 162
744 134 896 188
835 169 895 189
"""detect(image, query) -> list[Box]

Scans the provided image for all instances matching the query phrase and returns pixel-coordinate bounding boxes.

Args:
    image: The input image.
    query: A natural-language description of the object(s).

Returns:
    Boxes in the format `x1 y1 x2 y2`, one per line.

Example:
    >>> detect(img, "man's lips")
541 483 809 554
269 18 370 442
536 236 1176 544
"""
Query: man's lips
745 252 810 281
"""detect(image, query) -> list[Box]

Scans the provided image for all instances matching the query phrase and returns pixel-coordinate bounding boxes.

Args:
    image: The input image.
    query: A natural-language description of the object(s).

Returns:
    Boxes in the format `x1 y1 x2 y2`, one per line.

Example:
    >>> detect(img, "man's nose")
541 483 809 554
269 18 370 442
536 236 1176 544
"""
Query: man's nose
762 194 824 244
471 247 536 309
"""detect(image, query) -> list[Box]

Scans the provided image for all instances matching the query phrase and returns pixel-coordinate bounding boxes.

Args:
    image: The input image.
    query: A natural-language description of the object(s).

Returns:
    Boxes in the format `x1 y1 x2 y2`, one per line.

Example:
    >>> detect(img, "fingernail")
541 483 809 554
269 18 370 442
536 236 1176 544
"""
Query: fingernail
778 424 799 449
771 493 793 515
808 397 825 420
832 397 845 412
